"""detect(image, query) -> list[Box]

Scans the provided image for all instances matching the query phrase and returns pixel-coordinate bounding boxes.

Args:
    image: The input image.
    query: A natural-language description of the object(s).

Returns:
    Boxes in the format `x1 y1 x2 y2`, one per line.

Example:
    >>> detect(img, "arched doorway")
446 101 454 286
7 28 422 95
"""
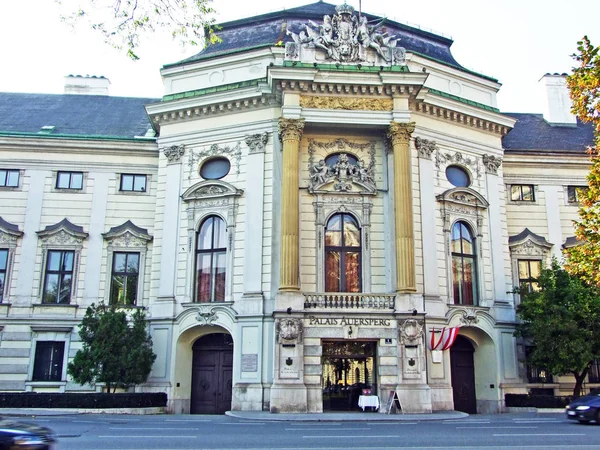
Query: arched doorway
191 333 233 414
450 335 477 414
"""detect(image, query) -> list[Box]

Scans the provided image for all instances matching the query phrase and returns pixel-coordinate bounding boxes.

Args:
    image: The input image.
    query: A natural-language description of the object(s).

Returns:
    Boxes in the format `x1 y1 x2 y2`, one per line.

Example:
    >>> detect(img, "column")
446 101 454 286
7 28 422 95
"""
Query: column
388 122 416 292
158 145 185 300
278 118 305 292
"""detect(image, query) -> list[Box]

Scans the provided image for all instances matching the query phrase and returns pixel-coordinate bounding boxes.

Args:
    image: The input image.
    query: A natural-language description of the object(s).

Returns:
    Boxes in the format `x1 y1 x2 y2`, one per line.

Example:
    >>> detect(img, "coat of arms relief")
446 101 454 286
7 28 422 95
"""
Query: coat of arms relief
285 3 406 65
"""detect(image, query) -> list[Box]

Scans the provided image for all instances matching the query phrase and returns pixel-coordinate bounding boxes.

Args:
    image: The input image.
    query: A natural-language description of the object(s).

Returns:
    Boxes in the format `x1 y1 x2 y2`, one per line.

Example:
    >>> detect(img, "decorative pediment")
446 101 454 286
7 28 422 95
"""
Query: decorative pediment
509 228 552 256
0 216 23 246
307 138 377 194
436 187 489 210
103 220 153 247
182 180 243 202
37 219 88 246
563 236 583 249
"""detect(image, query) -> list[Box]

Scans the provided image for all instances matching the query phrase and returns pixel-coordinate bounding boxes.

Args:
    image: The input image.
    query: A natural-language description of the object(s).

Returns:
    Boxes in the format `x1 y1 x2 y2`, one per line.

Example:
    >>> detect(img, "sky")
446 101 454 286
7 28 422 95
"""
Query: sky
1 0 599 113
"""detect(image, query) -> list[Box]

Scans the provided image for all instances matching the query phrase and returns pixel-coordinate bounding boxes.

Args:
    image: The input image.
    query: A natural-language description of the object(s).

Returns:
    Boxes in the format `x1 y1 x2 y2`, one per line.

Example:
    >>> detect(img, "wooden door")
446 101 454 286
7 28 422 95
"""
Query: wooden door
450 335 477 414
191 333 233 414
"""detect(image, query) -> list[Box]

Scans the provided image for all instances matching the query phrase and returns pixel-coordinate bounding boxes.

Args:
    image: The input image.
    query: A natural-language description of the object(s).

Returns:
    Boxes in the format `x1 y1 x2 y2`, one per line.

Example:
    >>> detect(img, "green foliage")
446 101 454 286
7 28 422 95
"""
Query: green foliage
516 259 600 397
68 303 156 392
55 0 221 60
565 36 600 285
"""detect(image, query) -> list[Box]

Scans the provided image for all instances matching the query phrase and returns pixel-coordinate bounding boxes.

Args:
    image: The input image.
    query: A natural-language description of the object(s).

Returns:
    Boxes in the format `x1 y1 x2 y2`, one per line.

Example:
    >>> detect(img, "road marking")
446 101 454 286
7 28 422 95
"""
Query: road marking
217 422 265 425
455 426 538 429
303 435 402 438
443 420 490 424
165 419 211 422
492 433 586 436
368 422 419 425
286 427 372 431
288 422 342 425
109 427 200 430
97 435 199 439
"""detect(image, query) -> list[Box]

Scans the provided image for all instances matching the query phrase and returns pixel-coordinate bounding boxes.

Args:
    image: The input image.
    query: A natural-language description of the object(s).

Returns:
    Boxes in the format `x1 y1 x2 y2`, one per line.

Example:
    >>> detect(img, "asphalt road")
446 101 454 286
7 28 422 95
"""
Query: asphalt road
20 412 600 450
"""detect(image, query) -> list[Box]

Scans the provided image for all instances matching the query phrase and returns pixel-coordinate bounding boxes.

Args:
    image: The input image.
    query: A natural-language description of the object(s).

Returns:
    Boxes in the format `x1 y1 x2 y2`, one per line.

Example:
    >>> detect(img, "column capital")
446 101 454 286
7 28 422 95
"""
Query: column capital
245 132 269 154
482 154 502 174
387 122 416 147
162 144 185 164
278 118 305 143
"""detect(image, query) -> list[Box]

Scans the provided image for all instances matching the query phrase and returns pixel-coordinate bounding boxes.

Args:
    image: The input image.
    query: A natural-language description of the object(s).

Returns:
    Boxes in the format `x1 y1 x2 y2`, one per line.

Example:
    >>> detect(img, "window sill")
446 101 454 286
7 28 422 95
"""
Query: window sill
33 303 79 308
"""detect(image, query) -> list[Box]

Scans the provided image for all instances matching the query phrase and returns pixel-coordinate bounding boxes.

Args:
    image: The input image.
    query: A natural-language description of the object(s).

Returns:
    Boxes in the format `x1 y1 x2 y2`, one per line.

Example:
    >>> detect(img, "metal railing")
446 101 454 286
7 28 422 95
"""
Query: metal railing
303 292 396 310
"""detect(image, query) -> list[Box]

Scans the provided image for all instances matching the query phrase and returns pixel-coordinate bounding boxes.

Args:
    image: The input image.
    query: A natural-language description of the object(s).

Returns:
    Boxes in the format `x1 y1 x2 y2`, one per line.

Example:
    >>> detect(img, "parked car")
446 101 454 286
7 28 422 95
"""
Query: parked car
566 389 600 424
0 418 56 449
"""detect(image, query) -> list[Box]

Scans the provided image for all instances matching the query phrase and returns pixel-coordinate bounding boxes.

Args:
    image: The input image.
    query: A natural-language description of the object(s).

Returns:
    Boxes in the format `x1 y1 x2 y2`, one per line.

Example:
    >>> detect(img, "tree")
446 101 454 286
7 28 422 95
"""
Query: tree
564 36 600 285
55 0 220 60
516 259 600 397
68 303 156 392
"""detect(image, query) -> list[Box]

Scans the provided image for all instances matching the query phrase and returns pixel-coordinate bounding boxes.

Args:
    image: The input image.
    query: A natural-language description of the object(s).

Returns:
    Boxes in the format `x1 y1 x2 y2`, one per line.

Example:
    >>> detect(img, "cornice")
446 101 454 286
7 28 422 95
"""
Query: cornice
0 136 158 154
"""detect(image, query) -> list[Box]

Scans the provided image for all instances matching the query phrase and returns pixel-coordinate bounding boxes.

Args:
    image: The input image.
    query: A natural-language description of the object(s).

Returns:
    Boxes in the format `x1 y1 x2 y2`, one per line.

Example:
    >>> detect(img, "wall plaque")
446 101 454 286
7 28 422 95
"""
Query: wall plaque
241 354 258 372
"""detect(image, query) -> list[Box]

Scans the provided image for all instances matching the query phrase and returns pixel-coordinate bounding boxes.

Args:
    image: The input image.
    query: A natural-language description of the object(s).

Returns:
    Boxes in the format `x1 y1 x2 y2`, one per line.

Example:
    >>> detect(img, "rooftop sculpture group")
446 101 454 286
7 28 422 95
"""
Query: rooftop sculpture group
286 2 406 65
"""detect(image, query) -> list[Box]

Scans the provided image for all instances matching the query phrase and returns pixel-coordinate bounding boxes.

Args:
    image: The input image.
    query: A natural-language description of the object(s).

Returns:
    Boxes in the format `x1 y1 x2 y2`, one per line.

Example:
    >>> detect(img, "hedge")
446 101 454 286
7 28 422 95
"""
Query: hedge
0 392 167 409
505 394 572 408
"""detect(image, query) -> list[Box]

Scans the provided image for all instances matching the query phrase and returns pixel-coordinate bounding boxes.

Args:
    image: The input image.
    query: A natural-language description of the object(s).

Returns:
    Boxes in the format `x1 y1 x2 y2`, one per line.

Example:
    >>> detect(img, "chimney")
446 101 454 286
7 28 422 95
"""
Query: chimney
64 75 111 95
539 73 577 126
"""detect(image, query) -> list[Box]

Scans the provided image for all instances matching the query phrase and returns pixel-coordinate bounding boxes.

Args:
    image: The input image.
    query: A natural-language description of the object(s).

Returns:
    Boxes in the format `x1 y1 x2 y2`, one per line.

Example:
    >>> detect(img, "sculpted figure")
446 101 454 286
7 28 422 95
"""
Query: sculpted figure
310 159 331 184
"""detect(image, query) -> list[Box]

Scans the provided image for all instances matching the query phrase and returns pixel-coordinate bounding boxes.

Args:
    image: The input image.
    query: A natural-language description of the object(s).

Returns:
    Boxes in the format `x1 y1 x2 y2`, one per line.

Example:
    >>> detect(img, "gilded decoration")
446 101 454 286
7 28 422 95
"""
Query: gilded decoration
387 122 415 147
414 137 437 160
187 142 242 180
278 118 305 142
163 144 185 164
482 154 502 174
276 318 303 343
245 132 268 154
299 96 393 111
285 3 406 65
307 138 376 192
398 319 424 345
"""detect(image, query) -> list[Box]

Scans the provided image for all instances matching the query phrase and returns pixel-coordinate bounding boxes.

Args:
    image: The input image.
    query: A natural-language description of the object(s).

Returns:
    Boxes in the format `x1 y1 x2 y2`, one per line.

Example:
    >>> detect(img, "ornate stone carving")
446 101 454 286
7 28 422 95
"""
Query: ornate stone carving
414 137 437 160
285 3 405 64
399 319 424 344
245 132 268 154
482 154 502 174
300 96 392 111
459 308 480 326
196 306 218 325
435 150 481 179
0 233 18 246
163 145 185 164
307 138 376 192
188 142 242 180
37 219 88 247
387 122 415 147
276 318 303 343
278 118 305 142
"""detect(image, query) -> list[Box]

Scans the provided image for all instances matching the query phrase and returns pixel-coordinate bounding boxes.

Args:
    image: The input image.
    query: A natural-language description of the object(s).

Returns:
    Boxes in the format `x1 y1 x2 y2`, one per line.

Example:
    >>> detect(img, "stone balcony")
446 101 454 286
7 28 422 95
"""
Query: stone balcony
303 292 396 311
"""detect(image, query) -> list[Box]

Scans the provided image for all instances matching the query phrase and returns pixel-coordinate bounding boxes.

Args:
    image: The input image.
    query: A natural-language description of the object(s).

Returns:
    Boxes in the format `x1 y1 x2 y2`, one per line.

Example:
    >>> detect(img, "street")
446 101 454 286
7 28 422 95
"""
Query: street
18 412 600 449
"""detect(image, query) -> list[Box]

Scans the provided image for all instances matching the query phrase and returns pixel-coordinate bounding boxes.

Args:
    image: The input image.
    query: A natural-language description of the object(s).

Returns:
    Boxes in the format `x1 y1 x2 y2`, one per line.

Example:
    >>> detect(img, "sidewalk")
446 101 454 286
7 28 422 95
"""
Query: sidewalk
226 410 469 421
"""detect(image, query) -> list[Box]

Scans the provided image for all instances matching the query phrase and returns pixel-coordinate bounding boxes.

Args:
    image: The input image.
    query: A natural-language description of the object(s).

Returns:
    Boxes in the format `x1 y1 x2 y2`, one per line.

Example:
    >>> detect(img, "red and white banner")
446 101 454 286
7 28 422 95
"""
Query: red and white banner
428 327 460 351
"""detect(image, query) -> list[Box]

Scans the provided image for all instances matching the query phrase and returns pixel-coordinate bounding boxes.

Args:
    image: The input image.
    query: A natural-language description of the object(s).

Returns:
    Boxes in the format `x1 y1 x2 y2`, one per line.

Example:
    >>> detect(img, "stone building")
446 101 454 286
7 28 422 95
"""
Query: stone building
0 2 594 414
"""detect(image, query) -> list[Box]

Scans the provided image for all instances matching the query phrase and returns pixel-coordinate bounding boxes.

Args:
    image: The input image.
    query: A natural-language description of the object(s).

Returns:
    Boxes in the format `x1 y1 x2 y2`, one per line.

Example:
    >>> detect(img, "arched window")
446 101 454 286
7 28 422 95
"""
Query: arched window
195 216 226 302
325 213 361 292
451 221 478 305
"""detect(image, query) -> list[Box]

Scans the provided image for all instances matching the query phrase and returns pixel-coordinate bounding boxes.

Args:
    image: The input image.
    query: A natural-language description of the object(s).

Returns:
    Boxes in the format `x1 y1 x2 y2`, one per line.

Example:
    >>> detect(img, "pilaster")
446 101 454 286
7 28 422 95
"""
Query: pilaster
278 118 305 292
388 122 416 293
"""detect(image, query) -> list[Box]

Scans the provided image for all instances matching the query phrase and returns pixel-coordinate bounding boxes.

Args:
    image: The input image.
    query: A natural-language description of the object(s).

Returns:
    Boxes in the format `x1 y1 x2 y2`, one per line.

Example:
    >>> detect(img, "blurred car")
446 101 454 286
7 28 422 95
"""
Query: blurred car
0 418 56 449
566 389 600 424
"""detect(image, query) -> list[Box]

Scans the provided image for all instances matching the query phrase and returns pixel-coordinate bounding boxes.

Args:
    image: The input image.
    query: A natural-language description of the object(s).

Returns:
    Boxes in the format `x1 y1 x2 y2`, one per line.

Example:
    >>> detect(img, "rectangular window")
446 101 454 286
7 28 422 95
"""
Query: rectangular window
510 184 535 202
567 185 588 204
32 341 65 381
0 249 7 303
518 260 541 293
43 250 74 304
110 252 139 305
0 169 20 187
120 174 147 192
525 347 552 383
56 171 83 190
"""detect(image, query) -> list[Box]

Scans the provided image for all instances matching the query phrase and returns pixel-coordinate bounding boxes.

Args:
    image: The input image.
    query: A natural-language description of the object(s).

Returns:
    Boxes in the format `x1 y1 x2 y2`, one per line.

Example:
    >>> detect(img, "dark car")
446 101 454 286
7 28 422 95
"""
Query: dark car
566 389 600 424
0 418 56 450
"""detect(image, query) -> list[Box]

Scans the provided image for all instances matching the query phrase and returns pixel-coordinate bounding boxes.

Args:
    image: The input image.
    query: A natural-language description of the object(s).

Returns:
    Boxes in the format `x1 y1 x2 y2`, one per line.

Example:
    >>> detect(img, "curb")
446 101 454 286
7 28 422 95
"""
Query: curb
0 407 165 416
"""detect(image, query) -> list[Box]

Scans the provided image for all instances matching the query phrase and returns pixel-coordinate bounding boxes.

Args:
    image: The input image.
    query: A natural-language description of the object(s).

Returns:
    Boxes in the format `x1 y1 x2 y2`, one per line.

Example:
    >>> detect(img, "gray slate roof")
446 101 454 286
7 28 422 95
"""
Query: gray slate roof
0 93 159 139
170 1 468 74
502 113 595 154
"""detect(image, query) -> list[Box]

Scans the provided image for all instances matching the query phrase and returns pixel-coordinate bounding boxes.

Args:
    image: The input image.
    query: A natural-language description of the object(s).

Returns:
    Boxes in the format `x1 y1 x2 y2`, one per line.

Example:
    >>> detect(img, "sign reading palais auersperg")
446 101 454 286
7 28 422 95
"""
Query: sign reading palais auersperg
307 316 391 326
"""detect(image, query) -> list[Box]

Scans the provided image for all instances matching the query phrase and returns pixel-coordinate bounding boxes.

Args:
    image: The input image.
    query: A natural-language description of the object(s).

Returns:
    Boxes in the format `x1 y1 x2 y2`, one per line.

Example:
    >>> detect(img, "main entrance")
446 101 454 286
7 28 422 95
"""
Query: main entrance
321 341 376 411
450 335 477 414
191 333 233 414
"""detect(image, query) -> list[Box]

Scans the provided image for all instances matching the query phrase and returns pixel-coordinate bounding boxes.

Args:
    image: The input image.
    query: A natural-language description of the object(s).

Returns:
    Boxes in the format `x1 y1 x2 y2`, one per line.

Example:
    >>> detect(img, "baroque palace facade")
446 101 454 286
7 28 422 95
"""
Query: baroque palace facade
0 2 595 414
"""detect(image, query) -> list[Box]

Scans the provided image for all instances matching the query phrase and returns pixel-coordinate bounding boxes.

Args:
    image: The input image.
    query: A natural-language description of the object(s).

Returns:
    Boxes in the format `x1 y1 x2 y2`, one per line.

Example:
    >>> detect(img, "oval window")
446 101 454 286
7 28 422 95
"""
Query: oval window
446 165 470 187
200 157 230 180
